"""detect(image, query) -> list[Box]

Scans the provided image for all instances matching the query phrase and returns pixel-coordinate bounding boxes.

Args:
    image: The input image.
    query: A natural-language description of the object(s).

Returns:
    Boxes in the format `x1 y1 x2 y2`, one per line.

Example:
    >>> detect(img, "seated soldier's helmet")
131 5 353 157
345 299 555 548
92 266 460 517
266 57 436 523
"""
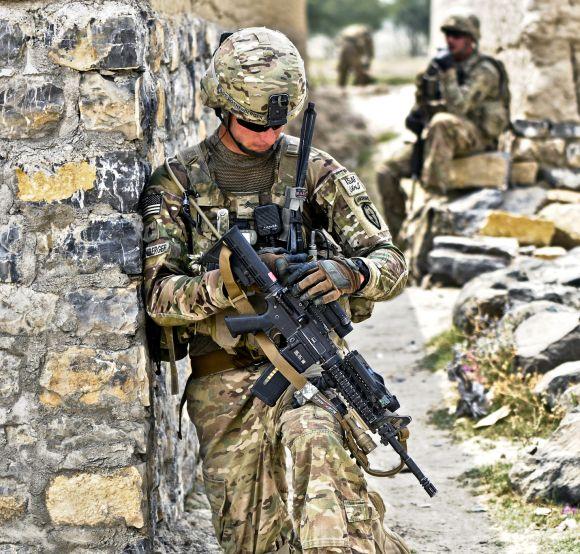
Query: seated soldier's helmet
440 14 481 42
200 27 307 127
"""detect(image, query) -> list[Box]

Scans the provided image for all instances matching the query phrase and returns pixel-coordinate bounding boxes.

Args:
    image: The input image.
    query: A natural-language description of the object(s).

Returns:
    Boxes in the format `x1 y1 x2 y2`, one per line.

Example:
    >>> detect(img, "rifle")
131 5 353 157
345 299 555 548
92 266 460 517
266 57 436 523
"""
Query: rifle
200 225 437 498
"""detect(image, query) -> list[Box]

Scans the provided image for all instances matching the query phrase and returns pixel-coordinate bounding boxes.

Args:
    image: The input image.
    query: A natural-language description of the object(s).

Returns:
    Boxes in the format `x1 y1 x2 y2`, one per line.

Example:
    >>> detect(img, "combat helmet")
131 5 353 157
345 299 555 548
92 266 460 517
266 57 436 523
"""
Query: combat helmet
440 14 481 42
200 27 307 127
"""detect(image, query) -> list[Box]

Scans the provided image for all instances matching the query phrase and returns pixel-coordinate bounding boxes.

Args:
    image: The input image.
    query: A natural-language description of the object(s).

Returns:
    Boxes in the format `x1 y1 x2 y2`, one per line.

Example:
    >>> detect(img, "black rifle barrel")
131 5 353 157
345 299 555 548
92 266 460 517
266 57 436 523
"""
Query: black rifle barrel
295 102 317 189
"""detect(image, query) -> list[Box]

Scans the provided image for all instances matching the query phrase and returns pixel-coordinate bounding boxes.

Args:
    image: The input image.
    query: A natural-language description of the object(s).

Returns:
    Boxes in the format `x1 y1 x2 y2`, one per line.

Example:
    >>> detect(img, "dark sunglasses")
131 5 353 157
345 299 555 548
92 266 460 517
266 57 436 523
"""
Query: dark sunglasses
237 118 283 133
444 30 468 39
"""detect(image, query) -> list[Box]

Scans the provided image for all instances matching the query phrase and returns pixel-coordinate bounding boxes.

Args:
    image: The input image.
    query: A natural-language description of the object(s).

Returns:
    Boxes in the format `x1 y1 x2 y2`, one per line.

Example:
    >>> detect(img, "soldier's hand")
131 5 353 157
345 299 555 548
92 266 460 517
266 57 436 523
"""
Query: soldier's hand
258 248 308 282
286 258 364 305
433 51 454 72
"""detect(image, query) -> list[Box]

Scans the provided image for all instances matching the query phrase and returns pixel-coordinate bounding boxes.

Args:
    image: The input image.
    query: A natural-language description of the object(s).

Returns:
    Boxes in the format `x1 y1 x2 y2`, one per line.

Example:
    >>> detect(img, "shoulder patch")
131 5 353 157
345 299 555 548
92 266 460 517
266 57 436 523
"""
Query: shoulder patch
362 203 381 229
140 193 162 217
337 172 366 197
354 194 370 206
145 242 170 258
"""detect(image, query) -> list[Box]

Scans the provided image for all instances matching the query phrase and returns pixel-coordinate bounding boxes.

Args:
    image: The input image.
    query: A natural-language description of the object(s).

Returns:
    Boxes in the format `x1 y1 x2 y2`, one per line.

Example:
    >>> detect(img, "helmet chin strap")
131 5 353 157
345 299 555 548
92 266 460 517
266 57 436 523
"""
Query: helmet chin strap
218 111 282 158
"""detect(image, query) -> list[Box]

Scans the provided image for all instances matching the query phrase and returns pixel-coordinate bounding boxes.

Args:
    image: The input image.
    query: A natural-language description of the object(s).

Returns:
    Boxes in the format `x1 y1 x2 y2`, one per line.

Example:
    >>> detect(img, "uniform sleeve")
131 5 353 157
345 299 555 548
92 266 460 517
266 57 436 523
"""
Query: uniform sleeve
440 61 499 116
307 150 408 302
141 165 229 326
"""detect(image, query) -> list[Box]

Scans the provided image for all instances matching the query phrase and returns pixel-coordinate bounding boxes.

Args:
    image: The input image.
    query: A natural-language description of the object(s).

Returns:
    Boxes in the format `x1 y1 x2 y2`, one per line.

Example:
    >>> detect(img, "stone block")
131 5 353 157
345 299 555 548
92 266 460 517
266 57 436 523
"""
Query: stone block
73 152 150 214
49 13 144 71
500 186 547 215
45 466 144 528
551 122 580 140
16 162 96 203
0 351 20 398
0 495 26 522
428 249 510 286
515 312 580 374
0 21 25 70
432 235 519 258
480 211 555 246
64 285 140 338
168 65 195 130
539 167 580 191
0 286 57 335
512 119 550 139
60 216 142 275
533 246 567 260
40 346 148 409
538 203 580 248
0 82 64 140
80 73 142 140
534 361 580 406
510 161 538 185
510 411 580 504
544 189 580 206
566 142 580 168
0 222 23 283
511 137 566 166
448 152 510 190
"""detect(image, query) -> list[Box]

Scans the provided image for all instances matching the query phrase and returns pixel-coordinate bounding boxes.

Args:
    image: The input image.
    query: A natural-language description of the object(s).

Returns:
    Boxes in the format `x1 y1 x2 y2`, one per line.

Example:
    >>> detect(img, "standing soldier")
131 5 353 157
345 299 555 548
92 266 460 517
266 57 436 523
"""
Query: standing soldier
377 14 510 244
141 27 410 554
337 24 375 87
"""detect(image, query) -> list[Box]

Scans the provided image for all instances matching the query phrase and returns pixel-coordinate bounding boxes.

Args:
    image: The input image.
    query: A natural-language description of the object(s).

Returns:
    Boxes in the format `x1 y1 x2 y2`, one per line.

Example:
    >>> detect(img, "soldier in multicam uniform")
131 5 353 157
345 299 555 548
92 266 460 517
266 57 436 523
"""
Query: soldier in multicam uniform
141 27 410 553
337 24 375 87
377 14 510 243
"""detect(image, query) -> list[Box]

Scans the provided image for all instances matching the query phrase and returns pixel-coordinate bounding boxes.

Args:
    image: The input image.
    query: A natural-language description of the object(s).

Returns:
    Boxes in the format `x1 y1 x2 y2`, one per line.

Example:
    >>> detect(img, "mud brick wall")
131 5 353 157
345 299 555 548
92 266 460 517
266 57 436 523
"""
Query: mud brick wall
431 0 580 187
0 1 219 551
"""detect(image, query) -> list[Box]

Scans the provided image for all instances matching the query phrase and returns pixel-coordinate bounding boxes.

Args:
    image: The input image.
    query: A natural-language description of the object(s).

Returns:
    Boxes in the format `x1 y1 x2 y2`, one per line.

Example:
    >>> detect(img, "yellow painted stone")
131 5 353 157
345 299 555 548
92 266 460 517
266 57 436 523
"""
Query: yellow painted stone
46 467 144 528
39 346 149 408
480 211 555 246
0 495 26 522
16 162 96 203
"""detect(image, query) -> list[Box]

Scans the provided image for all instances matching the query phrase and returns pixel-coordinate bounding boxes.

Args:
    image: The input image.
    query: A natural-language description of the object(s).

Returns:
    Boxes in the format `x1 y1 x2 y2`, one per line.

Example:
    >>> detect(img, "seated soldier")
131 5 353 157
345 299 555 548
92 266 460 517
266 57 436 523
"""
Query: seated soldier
377 14 510 242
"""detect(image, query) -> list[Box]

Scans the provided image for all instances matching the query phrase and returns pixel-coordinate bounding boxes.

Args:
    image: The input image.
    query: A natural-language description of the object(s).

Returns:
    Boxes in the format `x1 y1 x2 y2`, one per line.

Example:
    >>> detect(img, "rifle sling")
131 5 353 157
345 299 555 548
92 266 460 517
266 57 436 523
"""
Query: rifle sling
218 246 309 391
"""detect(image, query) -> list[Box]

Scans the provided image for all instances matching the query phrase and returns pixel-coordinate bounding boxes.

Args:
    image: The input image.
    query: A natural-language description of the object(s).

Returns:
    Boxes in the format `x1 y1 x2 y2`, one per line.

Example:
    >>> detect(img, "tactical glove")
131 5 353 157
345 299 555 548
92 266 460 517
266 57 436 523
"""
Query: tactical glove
432 51 455 72
287 258 365 305
258 248 308 282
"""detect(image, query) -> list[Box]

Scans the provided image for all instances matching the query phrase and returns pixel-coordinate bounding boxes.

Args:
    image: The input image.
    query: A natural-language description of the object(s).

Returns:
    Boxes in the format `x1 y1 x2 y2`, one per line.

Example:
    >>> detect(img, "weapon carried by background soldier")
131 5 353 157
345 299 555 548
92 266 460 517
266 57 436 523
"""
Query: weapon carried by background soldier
377 13 511 246
141 27 414 552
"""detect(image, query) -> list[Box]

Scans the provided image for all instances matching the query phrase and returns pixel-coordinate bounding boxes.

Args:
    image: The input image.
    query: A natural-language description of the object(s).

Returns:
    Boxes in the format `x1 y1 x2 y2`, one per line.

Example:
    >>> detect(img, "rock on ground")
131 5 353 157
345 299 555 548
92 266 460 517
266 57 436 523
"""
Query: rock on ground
510 411 580 504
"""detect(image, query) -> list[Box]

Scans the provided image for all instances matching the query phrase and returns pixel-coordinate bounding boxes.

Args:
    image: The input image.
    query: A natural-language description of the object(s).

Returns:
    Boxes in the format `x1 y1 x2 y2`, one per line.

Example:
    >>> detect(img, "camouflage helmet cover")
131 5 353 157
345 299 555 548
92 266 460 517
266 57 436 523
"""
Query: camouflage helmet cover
440 14 481 42
200 27 307 126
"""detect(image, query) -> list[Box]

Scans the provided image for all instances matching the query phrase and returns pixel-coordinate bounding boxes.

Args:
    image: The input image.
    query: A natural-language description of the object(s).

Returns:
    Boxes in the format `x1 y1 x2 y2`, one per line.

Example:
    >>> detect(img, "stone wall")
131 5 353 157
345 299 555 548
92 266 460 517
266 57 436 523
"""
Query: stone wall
431 1 580 186
0 1 219 551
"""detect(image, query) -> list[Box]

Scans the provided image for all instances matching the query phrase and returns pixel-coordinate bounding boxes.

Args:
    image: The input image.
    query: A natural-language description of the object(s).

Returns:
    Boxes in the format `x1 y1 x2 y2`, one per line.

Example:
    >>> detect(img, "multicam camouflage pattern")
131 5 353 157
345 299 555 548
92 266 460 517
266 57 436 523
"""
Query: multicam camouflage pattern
143 133 408 339
337 24 374 87
440 14 481 42
141 131 409 550
437 51 509 141
186 368 411 553
379 49 509 224
200 27 307 126
421 112 485 192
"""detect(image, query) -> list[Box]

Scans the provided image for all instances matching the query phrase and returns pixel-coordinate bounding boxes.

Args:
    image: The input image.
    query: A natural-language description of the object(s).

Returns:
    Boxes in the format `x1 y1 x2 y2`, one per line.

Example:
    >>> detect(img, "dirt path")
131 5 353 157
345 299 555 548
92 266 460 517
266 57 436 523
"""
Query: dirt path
351 287 503 553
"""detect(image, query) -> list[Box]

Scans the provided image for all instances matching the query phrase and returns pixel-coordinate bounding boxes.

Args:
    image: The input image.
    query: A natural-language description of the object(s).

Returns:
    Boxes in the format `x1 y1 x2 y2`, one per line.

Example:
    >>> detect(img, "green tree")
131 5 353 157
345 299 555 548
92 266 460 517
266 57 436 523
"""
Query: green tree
308 0 390 36
388 0 430 56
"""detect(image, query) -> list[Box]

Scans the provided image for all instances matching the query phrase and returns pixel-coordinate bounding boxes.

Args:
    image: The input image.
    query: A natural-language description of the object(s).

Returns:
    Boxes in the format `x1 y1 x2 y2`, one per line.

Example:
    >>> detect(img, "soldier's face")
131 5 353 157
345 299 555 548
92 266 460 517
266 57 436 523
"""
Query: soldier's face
229 116 285 153
445 32 473 59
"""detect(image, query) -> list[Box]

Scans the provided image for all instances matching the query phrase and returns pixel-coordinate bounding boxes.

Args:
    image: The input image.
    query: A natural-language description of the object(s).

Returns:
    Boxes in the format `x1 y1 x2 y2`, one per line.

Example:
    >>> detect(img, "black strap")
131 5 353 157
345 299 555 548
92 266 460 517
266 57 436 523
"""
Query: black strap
177 372 197 440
